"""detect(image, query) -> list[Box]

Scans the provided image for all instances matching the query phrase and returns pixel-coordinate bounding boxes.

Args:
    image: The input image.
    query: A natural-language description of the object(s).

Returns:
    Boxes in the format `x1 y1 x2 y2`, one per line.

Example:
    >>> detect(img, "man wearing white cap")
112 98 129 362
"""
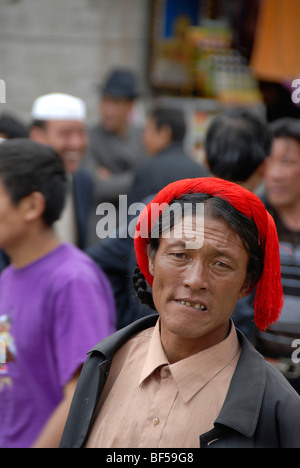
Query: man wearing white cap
29 93 92 250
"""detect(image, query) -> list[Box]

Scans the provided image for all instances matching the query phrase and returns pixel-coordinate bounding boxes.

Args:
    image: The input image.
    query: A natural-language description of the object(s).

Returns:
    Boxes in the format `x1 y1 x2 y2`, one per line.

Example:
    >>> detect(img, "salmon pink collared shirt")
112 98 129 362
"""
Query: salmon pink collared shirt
86 319 241 448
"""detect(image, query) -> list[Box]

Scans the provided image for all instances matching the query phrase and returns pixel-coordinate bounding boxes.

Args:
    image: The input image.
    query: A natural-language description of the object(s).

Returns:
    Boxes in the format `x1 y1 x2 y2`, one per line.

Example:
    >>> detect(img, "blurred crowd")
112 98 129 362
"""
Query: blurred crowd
0 66 300 448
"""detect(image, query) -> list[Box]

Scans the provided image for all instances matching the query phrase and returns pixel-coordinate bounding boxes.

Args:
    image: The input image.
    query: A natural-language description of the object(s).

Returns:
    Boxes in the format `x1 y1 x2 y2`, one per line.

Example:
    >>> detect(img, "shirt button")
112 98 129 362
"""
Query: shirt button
161 366 170 378
153 417 159 426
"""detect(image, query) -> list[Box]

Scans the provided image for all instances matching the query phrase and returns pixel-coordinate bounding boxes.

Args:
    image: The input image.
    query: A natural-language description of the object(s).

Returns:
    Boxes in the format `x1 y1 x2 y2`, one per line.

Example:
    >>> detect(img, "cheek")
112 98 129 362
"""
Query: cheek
151 261 177 307
80 135 88 150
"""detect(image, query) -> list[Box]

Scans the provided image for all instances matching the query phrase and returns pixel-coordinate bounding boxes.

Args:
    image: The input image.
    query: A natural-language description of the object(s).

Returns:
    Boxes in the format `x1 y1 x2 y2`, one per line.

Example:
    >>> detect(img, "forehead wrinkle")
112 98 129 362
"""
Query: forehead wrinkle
163 227 244 253
203 226 243 249
161 213 245 252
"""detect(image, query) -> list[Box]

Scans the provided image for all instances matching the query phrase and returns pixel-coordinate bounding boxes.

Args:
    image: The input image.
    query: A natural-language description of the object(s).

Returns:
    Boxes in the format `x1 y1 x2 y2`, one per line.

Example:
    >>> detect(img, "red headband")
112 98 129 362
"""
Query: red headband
134 177 283 331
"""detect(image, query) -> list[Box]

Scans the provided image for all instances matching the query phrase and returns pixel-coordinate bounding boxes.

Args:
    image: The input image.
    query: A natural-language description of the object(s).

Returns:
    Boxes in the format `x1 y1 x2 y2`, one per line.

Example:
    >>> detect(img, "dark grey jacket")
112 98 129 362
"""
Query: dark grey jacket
60 315 300 448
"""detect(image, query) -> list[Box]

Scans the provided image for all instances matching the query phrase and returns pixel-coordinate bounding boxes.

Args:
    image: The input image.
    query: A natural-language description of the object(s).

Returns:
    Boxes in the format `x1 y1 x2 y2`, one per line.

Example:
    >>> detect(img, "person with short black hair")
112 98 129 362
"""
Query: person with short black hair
205 107 271 192
0 139 115 448
127 105 209 205
0 113 28 140
257 117 300 393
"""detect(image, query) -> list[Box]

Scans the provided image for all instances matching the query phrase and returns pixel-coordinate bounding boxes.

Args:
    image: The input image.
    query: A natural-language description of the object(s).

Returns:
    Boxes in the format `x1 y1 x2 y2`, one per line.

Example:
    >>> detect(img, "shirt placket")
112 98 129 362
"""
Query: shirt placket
140 365 177 448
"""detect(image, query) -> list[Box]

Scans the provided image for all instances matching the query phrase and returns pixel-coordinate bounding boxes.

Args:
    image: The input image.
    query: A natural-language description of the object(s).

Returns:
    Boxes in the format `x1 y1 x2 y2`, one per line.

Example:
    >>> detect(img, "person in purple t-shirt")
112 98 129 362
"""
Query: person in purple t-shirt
0 139 116 448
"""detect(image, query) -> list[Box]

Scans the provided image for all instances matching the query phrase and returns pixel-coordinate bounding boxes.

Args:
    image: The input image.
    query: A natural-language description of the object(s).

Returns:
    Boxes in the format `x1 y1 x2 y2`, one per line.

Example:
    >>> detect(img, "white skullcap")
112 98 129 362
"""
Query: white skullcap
0 138 5 143
31 93 86 121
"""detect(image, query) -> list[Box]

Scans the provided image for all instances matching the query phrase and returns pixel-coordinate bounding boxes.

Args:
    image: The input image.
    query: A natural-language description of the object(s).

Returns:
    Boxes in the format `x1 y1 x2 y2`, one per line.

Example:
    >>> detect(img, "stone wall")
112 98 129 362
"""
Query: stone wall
0 0 151 124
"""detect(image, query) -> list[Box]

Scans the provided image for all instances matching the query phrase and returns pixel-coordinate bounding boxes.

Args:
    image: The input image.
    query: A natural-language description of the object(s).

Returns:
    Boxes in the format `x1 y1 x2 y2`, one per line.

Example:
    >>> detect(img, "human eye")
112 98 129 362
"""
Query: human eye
213 260 230 269
173 252 187 258
281 154 297 166
169 251 188 260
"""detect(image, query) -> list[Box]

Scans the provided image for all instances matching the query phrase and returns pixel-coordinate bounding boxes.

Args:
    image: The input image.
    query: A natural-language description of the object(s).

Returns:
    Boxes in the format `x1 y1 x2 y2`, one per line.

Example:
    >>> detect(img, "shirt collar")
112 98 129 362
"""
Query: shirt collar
139 320 168 386
139 320 241 404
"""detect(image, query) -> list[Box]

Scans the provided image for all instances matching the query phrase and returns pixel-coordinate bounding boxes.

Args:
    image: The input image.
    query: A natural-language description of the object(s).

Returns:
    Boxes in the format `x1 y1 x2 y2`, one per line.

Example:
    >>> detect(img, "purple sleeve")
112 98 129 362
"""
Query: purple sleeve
53 275 116 388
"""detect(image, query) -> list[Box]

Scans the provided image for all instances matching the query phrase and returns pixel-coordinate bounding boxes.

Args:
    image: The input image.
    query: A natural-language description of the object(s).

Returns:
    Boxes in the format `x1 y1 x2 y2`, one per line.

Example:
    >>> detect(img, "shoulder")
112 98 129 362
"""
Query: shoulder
264 360 300 404
0 263 13 278
127 125 143 141
88 124 104 140
90 314 159 357
48 244 109 287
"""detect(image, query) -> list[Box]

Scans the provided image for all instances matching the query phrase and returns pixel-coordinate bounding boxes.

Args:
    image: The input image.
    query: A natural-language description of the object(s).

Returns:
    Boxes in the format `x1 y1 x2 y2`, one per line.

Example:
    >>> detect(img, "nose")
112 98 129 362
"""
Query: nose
69 131 87 152
183 260 209 291
265 160 283 182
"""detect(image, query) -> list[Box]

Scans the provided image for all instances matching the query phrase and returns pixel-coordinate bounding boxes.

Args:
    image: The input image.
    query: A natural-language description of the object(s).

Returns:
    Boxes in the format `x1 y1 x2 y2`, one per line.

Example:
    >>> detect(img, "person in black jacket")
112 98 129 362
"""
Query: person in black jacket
127 106 209 205
61 178 300 448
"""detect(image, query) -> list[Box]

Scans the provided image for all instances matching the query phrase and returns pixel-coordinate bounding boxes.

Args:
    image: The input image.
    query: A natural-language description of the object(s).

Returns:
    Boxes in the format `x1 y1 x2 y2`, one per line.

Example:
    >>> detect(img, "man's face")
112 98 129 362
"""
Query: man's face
100 96 133 134
34 120 88 173
0 178 27 250
265 137 300 209
148 214 250 354
143 116 170 155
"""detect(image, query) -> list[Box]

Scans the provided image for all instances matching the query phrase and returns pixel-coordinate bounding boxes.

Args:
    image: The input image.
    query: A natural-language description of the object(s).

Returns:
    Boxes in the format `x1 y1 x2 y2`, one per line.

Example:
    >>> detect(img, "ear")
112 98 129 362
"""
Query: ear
29 126 48 144
257 160 266 178
160 124 172 145
147 245 155 277
21 192 46 223
238 280 252 299
203 152 211 170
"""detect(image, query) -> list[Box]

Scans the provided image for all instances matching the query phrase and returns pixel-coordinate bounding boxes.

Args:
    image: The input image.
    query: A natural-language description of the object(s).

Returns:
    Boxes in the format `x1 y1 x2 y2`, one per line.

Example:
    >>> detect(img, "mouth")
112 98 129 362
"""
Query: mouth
175 299 207 312
269 185 287 195
64 151 81 162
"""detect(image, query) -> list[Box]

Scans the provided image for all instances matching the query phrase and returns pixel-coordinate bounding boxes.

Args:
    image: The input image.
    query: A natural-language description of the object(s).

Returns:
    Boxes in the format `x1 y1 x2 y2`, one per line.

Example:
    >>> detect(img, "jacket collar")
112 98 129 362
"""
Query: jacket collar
213 329 267 438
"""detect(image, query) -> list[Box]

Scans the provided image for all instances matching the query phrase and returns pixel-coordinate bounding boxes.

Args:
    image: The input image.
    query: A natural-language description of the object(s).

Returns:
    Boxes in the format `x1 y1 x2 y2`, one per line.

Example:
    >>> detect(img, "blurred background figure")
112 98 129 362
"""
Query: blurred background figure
0 113 28 140
83 68 146 244
0 139 115 448
128 105 209 205
29 93 92 250
256 117 300 394
204 107 272 341
204 107 271 194
0 113 29 271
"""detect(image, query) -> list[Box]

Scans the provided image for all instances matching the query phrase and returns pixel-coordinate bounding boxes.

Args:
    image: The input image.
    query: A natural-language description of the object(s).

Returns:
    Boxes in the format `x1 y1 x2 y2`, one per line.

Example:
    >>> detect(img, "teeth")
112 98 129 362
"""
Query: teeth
178 301 206 310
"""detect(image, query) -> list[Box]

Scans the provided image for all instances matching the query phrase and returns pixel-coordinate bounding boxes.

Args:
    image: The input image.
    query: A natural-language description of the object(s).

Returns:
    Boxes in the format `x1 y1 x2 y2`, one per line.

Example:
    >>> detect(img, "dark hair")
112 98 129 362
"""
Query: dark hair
133 193 263 308
149 107 186 143
30 119 47 131
270 117 300 143
0 113 28 139
205 108 272 182
0 138 66 226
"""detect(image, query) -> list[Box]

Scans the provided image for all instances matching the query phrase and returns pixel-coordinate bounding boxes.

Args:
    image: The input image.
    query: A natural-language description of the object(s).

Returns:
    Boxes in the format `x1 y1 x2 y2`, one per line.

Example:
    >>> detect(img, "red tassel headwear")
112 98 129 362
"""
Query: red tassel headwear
134 177 283 331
